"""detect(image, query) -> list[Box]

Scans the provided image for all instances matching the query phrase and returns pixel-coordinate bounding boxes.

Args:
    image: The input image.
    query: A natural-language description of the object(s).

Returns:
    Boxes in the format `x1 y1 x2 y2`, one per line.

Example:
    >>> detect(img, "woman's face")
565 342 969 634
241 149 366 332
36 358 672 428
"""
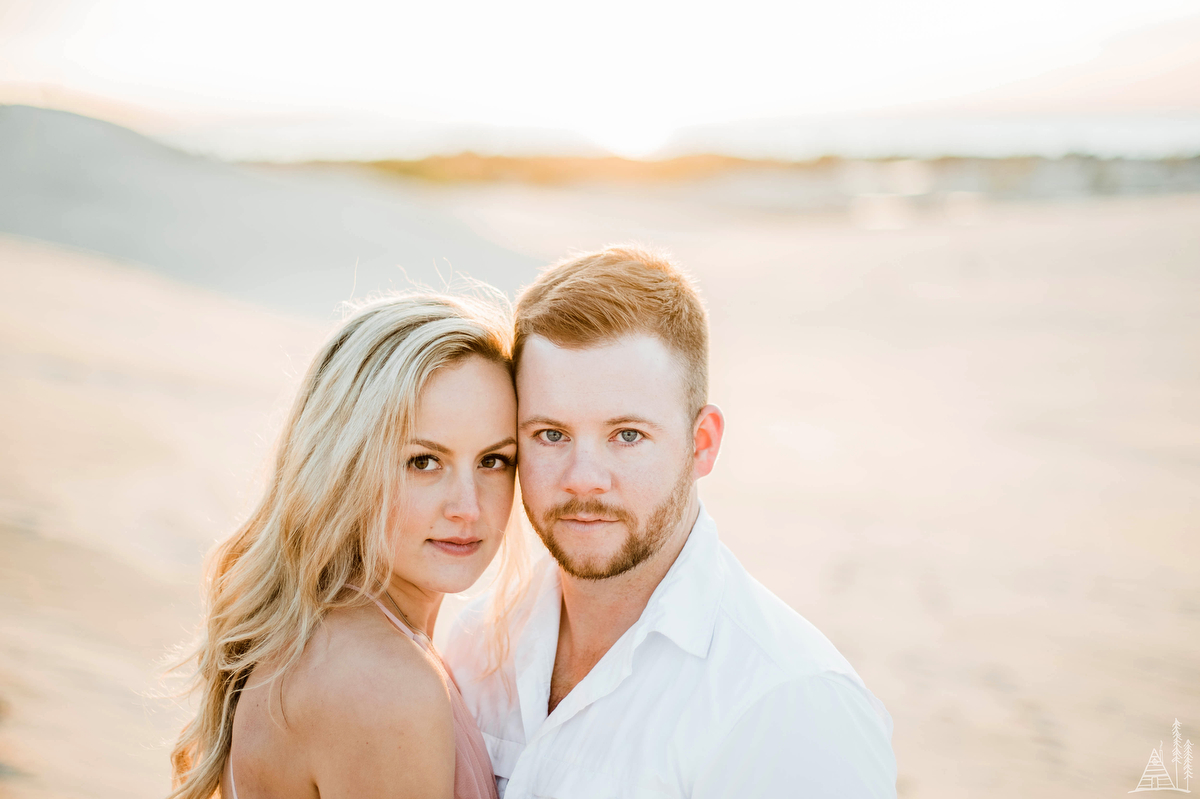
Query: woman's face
390 355 517 595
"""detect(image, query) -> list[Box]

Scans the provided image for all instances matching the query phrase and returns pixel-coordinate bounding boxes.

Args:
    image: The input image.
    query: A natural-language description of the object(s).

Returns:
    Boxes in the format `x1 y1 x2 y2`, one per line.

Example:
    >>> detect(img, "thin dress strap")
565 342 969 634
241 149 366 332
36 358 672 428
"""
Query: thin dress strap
347 584 428 650
368 597 427 647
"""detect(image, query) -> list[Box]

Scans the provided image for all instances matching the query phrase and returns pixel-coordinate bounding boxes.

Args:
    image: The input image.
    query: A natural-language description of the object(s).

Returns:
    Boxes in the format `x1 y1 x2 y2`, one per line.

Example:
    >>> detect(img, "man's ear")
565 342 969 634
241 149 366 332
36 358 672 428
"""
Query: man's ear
692 404 725 479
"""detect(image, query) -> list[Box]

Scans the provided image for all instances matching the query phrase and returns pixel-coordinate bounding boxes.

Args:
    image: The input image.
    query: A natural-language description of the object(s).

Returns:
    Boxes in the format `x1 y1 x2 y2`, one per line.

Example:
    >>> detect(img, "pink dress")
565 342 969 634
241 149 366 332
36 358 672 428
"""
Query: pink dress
228 595 499 799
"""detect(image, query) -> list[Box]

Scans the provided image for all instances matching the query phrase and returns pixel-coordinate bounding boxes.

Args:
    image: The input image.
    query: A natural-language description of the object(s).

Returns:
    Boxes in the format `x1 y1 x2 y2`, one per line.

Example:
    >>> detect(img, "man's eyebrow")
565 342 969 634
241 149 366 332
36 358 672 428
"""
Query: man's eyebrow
519 415 568 430
408 438 451 454
478 437 516 456
605 415 664 431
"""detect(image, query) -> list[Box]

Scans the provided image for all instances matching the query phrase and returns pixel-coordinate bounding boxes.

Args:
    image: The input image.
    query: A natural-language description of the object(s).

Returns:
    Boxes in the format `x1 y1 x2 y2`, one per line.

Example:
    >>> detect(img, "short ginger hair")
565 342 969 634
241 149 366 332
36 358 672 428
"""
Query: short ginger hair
514 245 709 418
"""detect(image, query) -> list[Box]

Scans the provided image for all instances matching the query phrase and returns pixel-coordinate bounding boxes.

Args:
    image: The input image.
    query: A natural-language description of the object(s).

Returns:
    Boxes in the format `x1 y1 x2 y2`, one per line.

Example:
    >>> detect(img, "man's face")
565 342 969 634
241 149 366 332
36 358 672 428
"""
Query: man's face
516 333 697 580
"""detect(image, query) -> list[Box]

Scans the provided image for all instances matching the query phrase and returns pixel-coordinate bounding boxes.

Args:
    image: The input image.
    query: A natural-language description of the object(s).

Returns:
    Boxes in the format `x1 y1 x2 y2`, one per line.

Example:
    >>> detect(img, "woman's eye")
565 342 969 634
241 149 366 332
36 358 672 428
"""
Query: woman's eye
480 455 511 470
617 430 642 444
540 430 565 443
409 455 440 471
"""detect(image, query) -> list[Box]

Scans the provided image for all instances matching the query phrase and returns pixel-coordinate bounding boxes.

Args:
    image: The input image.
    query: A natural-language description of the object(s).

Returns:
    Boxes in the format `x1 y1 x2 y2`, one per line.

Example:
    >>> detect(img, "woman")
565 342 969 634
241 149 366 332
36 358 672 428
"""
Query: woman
170 291 526 799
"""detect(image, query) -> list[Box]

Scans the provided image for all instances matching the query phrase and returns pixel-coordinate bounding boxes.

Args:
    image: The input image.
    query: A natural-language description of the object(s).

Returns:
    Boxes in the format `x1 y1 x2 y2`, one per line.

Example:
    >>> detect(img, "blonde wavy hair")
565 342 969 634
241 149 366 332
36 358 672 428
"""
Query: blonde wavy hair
169 291 530 799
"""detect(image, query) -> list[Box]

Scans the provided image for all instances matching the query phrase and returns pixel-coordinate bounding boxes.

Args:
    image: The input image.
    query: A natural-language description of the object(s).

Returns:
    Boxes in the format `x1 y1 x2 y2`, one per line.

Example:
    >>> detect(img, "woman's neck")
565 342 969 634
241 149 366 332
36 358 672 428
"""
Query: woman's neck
384 574 444 639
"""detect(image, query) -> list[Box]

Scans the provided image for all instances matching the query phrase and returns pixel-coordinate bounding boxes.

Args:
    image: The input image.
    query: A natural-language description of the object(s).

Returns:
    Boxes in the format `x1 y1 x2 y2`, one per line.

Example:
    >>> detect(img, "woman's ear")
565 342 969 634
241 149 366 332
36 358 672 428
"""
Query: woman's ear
692 405 725 479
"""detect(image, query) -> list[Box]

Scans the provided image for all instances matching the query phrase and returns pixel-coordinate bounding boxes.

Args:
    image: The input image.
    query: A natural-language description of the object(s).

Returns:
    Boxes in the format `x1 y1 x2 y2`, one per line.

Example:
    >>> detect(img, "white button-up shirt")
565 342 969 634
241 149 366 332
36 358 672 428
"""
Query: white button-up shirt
445 506 897 799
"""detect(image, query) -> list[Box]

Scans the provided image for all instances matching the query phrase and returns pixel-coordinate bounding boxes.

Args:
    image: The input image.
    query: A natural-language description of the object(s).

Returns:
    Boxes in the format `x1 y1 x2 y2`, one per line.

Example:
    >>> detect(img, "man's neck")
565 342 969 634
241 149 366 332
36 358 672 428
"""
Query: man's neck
549 496 701 713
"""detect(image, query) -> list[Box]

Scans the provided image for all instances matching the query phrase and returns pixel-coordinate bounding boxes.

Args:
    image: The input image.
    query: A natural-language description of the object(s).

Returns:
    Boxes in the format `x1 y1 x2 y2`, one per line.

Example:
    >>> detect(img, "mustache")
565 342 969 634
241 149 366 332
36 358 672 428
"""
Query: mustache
545 497 635 526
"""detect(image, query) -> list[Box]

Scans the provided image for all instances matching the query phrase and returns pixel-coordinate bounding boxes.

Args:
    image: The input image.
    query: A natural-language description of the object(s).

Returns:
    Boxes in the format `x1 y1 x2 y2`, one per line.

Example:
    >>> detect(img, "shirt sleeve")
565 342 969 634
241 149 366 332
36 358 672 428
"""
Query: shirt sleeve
692 672 897 799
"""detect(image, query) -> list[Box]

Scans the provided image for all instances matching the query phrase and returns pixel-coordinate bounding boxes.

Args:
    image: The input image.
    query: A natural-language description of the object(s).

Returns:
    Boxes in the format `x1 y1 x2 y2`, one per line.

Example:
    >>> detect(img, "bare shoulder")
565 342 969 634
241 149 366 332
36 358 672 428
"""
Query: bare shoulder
286 605 456 796
291 605 453 731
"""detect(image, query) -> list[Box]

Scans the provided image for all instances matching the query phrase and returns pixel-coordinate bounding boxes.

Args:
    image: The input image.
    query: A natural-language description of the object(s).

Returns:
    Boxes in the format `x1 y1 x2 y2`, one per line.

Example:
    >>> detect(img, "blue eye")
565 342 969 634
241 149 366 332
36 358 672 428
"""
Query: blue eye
541 430 564 443
617 430 642 443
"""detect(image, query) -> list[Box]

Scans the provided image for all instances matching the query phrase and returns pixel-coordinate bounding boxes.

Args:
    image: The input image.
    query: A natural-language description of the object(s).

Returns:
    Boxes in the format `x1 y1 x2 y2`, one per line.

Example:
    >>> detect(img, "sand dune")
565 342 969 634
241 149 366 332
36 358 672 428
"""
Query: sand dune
0 106 540 317
1 172 1198 796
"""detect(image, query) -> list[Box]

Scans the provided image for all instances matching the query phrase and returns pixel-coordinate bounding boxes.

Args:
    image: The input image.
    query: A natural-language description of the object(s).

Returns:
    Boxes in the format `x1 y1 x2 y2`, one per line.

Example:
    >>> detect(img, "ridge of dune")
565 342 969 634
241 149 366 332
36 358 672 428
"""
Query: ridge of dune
0 105 541 318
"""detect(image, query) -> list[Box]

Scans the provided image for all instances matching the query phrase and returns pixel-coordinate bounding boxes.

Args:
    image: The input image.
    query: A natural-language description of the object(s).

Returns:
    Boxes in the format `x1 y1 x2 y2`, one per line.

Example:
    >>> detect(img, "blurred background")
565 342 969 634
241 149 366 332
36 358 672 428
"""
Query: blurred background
1 1 1198 797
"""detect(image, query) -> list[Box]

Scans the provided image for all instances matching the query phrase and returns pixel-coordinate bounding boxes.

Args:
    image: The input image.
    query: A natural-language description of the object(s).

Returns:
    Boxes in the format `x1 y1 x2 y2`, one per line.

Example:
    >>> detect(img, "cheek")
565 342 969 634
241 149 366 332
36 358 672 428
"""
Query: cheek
621 445 689 498
392 485 438 545
480 474 517 523
515 448 556 498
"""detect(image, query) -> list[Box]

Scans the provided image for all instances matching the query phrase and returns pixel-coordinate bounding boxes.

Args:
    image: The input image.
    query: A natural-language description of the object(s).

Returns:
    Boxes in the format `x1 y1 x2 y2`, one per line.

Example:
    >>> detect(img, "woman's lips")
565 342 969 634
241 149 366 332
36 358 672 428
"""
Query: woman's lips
427 538 483 556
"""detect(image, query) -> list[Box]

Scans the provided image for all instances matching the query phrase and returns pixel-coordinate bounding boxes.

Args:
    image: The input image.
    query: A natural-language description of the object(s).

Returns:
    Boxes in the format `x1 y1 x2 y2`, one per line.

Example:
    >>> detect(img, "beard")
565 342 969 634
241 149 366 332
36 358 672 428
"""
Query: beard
526 456 695 581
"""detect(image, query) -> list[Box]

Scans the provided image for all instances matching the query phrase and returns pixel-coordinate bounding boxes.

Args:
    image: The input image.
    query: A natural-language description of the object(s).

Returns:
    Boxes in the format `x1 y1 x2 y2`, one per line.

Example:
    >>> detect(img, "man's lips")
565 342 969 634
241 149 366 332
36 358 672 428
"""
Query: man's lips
556 516 622 532
427 537 483 556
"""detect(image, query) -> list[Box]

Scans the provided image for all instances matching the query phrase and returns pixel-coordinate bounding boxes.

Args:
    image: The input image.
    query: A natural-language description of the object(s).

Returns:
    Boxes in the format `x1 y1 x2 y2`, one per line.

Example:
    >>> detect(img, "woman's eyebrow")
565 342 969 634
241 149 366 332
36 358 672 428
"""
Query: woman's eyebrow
477 437 516 456
409 438 451 454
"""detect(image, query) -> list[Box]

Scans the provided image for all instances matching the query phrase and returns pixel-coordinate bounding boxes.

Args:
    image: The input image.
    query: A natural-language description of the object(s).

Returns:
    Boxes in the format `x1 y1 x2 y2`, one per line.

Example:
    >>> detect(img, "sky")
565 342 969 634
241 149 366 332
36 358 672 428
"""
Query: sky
3 0 1200 156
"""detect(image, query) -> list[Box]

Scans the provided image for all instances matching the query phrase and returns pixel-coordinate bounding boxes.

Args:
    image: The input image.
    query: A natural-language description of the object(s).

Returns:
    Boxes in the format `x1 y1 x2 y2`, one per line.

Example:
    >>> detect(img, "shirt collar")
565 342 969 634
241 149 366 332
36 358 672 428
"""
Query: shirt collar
635 502 725 660
512 556 563 744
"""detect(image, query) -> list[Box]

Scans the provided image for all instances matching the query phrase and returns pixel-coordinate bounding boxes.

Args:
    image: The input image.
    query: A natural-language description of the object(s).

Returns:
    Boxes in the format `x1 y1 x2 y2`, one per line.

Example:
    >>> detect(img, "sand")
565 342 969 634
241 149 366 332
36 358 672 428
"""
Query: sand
440 182 1200 796
0 181 1198 798
0 234 329 797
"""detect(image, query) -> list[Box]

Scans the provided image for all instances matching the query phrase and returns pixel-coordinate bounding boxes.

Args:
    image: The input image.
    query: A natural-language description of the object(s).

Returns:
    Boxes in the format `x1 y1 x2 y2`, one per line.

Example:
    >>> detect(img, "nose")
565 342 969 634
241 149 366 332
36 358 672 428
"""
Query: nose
444 470 481 523
560 442 611 496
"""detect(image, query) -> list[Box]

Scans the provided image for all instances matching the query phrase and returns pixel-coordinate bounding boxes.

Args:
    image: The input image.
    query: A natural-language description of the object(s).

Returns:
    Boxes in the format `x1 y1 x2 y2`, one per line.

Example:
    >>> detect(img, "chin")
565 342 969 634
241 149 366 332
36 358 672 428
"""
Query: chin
553 542 626 577
418 567 476 595
564 542 619 566
425 577 477 594
551 529 626 563
425 549 498 594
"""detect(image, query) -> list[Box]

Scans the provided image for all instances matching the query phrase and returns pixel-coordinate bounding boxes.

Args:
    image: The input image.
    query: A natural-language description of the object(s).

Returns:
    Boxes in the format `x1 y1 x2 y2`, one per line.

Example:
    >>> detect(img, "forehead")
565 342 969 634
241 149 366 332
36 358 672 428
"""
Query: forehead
517 334 688 424
416 356 515 435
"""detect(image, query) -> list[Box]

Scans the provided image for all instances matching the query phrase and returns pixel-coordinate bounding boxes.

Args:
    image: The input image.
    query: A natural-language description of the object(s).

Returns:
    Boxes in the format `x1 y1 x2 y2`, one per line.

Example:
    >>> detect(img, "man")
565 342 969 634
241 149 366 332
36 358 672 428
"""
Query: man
446 246 896 798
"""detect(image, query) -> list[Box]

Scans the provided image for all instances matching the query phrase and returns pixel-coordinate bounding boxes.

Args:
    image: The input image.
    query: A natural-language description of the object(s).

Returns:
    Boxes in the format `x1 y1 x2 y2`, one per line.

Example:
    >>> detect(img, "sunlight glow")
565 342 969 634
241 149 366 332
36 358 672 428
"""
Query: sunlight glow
3 0 1199 157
